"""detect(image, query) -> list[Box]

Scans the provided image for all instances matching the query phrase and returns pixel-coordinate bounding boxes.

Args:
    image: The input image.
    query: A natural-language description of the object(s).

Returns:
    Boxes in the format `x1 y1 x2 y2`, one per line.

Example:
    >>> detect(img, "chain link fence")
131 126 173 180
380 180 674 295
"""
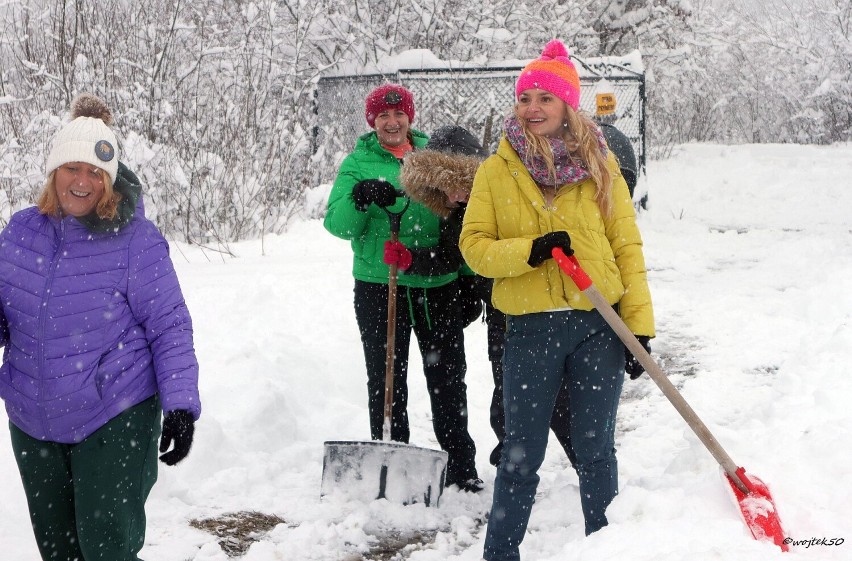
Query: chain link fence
314 56 645 195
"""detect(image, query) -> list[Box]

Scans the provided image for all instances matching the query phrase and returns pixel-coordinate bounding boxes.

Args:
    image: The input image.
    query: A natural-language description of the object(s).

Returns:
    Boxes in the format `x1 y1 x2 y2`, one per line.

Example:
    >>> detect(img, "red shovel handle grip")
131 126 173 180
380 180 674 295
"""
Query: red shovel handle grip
552 248 592 290
734 466 758 494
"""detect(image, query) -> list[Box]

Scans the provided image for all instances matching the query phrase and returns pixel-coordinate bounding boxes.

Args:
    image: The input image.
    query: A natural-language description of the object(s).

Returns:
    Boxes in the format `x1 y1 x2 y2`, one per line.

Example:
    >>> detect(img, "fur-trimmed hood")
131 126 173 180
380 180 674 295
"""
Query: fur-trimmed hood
400 150 484 218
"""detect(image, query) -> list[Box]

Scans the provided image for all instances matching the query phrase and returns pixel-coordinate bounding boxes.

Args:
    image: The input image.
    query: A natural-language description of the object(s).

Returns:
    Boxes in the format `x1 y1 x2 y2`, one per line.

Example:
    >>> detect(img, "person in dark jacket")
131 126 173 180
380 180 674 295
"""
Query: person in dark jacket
324 85 480 492
400 125 577 469
599 122 638 197
0 94 200 561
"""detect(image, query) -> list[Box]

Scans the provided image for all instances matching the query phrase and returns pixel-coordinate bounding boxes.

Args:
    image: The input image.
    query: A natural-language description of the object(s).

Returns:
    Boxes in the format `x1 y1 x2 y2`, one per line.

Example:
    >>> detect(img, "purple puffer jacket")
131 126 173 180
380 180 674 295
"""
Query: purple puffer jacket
0 182 200 443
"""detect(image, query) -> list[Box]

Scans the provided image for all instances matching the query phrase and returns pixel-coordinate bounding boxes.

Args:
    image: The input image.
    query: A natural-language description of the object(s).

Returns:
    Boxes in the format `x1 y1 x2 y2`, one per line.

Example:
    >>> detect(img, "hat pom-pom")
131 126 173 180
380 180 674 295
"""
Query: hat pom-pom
541 39 568 60
70 93 113 126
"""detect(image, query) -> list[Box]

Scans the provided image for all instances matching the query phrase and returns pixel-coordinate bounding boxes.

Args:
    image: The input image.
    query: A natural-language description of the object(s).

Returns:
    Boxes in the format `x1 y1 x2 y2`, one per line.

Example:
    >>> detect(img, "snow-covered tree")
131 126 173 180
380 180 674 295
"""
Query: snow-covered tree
1 0 849 239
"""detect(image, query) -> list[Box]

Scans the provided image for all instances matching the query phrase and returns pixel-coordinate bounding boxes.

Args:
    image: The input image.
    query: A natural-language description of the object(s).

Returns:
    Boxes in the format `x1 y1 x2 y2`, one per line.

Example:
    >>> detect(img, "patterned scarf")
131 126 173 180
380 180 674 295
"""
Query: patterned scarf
503 114 608 187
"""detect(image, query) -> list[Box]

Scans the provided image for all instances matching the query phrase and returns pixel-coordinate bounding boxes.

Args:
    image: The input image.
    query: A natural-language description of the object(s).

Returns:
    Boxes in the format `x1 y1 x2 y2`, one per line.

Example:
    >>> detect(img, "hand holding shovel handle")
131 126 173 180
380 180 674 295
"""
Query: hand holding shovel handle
552 248 789 551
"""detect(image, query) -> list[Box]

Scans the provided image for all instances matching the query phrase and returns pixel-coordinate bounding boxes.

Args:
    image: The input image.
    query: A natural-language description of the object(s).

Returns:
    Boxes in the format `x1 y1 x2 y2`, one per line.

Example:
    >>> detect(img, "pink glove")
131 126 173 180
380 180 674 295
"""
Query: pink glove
383 240 412 271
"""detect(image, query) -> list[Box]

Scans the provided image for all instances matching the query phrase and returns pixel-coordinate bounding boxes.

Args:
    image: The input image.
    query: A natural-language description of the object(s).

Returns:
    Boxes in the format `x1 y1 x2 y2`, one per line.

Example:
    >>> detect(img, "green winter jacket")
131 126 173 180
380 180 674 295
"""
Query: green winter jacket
324 130 458 288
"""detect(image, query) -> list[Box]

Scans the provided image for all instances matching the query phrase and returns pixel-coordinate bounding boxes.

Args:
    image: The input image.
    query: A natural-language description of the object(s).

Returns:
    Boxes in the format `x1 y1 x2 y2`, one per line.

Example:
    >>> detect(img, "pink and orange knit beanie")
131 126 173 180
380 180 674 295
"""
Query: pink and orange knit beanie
515 39 581 111
365 84 416 128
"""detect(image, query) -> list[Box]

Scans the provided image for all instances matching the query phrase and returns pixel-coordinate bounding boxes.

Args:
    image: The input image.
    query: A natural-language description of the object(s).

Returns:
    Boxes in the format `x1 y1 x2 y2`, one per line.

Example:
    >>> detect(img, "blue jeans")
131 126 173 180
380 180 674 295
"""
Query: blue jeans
483 310 624 561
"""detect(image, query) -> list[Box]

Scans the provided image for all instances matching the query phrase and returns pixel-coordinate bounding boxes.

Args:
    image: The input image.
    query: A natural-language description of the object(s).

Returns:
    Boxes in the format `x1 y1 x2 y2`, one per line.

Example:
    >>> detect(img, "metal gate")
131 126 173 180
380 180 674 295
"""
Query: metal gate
313 54 645 192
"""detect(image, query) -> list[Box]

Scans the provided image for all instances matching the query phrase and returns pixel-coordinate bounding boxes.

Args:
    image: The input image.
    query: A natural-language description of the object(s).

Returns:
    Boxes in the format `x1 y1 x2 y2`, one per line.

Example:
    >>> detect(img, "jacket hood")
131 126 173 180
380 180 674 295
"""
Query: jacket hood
76 161 142 233
400 150 484 218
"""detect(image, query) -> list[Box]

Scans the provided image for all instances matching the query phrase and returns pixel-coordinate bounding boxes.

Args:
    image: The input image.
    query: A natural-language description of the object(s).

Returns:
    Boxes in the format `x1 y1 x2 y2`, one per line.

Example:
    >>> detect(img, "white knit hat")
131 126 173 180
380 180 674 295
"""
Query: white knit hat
45 94 119 185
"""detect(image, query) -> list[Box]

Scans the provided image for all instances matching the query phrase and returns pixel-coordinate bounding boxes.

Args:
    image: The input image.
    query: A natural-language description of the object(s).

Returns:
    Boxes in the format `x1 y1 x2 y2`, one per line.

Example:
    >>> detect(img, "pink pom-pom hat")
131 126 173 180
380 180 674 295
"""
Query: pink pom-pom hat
515 39 581 110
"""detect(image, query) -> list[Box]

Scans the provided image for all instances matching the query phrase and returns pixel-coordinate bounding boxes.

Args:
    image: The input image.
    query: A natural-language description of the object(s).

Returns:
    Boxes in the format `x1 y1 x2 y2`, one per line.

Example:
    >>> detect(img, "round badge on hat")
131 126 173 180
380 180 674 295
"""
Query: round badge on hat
95 140 115 162
384 90 402 105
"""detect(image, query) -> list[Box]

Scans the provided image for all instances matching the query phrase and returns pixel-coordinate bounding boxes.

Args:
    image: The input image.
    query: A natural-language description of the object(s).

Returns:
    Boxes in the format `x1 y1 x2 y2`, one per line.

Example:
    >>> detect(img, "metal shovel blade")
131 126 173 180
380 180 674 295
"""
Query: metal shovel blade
321 440 448 506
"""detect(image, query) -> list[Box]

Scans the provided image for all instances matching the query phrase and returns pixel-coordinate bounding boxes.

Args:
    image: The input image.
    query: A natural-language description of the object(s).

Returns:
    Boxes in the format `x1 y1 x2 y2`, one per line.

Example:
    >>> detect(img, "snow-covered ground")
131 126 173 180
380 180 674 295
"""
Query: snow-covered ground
2 143 850 560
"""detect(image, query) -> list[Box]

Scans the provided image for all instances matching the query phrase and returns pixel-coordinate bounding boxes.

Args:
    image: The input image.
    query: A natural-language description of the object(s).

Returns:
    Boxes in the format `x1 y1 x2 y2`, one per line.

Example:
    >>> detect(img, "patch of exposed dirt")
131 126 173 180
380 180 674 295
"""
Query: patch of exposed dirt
190 511 287 557
190 512 443 559
363 529 438 560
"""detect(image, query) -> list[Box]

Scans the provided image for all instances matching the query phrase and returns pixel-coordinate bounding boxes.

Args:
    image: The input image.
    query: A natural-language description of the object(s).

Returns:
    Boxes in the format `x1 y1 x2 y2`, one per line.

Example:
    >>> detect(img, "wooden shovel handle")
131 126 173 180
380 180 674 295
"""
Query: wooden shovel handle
552 248 749 494
382 205 407 443
383 231 399 442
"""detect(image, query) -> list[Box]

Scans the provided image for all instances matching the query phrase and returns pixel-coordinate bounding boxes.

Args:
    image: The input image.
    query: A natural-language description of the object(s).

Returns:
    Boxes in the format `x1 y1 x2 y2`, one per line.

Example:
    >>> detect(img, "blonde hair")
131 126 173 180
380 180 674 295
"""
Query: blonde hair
38 168 120 220
514 105 613 217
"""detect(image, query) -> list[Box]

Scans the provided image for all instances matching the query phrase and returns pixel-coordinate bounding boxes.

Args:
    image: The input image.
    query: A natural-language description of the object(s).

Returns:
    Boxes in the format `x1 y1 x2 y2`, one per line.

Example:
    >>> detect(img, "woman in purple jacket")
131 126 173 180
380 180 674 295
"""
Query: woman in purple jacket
0 93 201 561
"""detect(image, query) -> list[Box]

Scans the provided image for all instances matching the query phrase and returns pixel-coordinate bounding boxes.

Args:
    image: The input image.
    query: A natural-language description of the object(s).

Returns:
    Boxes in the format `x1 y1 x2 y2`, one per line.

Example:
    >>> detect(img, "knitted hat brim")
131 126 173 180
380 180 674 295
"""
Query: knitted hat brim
515 68 580 110
45 139 119 184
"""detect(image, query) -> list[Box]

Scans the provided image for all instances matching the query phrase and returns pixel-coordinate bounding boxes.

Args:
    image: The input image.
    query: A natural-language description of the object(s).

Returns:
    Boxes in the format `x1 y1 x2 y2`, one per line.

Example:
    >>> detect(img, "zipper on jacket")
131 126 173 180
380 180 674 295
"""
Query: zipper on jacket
36 218 67 439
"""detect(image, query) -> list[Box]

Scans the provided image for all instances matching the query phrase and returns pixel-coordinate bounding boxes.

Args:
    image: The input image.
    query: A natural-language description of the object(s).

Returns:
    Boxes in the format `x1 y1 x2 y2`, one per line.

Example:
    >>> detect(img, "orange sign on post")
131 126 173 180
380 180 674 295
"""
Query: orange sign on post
596 92 616 116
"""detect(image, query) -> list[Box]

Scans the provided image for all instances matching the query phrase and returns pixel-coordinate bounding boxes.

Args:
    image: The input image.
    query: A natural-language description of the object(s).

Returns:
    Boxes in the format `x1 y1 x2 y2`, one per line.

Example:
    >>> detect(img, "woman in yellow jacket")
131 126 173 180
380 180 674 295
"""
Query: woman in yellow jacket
460 39 655 560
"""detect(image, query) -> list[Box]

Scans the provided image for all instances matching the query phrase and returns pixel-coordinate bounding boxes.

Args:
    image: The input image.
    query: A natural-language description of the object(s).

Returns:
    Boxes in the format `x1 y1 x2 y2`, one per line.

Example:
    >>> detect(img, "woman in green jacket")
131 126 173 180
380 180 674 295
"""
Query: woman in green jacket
324 84 480 491
460 41 655 559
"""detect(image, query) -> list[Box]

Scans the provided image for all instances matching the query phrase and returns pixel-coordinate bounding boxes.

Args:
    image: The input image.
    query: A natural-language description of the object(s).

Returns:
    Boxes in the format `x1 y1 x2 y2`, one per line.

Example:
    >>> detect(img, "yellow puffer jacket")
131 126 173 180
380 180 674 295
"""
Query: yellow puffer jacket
460 137 655 337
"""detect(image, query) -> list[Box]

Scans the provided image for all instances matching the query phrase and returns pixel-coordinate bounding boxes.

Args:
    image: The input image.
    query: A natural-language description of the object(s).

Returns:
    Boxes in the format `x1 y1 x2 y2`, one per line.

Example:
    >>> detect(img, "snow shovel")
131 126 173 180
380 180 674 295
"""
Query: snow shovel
552 248 789 551
321 202 448 506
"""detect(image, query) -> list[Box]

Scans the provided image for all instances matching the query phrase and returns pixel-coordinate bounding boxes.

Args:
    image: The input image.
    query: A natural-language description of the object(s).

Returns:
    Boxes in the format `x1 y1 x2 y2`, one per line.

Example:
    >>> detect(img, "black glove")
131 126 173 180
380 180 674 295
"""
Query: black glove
625 336 652 380
528 231 573 267
159 409 195 465
351 179 397 211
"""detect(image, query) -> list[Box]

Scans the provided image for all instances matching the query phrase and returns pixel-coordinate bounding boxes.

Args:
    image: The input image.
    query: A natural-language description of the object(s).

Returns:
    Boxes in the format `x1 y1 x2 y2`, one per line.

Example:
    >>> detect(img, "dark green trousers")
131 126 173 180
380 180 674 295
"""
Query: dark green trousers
10 396 161 561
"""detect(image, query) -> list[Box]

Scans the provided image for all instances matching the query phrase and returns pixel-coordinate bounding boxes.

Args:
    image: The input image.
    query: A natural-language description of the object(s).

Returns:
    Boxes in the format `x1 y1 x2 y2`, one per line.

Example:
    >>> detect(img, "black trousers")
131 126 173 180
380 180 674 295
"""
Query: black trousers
354 279 478 483
484 302 575 468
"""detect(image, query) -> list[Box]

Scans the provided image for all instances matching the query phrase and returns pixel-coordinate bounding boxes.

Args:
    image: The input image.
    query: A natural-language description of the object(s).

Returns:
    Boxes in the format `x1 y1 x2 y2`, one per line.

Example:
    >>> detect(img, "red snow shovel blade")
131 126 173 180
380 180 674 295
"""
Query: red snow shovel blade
726 467 789 551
